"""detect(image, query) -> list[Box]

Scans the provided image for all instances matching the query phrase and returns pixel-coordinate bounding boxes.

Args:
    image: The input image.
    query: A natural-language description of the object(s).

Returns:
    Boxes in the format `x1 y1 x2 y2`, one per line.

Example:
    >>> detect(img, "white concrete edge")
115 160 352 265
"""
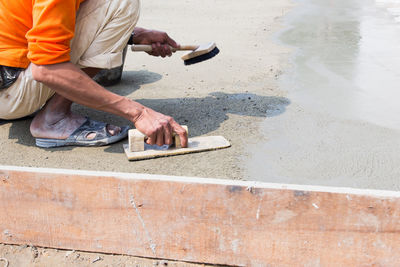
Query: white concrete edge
1 165 399 198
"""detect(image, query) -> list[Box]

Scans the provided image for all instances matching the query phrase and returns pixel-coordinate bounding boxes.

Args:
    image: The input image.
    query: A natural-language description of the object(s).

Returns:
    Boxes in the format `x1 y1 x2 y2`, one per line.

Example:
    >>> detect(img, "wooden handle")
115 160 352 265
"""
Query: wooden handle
131 45 198 52
128 129 146 152
128 126 189 152
173 125 188 149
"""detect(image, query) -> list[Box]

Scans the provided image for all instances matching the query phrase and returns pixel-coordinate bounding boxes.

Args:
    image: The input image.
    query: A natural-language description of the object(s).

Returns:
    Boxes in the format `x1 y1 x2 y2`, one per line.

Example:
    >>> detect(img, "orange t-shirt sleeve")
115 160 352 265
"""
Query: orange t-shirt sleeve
26 0 80 65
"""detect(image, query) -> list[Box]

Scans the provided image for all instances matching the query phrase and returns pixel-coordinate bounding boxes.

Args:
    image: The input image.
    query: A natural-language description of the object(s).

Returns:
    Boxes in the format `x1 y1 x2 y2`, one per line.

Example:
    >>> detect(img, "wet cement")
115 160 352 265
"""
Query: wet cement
246 0 400 190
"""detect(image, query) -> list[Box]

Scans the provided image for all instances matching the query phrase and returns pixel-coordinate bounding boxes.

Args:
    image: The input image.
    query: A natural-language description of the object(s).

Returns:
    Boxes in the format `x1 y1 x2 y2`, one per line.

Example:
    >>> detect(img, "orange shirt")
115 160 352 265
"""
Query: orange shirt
0 0 85 68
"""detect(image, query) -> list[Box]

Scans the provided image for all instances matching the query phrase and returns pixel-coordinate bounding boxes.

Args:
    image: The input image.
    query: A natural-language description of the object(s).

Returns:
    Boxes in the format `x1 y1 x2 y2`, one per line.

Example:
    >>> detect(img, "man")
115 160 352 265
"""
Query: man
0 0 188 148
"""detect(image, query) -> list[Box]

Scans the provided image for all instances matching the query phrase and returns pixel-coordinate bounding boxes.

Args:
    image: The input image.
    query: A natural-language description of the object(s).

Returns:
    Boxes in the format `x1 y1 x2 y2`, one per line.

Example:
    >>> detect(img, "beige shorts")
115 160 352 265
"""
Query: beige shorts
0 0 140 120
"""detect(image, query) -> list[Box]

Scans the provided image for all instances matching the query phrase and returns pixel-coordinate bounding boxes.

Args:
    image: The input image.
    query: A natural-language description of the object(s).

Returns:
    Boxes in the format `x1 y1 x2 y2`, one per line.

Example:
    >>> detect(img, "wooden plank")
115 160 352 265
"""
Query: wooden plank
124 136 231 161
0 166 400 266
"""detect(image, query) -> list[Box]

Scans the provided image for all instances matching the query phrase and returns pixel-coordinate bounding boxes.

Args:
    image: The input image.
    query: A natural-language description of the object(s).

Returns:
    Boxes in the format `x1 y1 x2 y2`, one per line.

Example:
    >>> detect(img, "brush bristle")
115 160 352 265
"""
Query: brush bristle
184 47 220 66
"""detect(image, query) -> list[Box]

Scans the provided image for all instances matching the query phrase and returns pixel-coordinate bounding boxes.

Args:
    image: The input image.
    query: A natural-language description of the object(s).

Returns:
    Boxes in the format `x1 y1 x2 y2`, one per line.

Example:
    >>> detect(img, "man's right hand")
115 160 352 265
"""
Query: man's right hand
133 107 188 148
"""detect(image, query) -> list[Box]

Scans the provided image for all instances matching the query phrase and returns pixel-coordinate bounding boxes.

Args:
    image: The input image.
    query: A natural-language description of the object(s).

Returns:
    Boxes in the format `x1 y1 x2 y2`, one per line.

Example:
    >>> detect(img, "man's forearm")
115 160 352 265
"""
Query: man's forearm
31 62 144 123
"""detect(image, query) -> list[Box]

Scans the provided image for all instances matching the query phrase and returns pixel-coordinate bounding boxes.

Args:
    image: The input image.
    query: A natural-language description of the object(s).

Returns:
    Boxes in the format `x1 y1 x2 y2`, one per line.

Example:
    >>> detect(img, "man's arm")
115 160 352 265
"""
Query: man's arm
31 62 188 147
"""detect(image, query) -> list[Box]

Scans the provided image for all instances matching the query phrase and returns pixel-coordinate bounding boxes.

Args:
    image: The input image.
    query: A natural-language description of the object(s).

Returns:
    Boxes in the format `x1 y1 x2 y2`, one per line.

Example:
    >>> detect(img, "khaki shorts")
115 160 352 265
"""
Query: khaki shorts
0 0 140 120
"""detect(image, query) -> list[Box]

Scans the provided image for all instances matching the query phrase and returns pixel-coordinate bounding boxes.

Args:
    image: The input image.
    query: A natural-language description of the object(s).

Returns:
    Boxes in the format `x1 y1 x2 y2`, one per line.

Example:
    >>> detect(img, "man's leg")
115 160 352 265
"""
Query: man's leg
30 68 119 140
30 0 140 141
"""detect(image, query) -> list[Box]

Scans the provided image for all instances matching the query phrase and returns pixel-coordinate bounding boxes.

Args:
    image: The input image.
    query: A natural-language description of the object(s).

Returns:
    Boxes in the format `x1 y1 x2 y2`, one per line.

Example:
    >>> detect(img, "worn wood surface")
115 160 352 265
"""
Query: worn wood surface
124 135 230 161
0 166 400 266
128 129 145 152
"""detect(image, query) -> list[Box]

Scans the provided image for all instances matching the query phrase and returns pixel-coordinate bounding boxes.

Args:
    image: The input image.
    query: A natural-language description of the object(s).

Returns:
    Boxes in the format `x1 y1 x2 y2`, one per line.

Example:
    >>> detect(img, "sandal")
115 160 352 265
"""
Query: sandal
35 117 129 148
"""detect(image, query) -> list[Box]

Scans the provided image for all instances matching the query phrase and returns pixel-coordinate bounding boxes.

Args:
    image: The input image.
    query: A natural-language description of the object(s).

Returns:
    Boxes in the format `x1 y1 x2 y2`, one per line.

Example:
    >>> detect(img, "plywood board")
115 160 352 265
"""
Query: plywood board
124 136 231 161
0 166 400 266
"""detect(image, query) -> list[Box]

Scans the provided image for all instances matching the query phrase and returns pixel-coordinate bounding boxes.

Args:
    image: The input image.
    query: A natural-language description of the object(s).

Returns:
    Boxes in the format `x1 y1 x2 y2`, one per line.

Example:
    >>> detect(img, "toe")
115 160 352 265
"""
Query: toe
106 125 121 136
86 132 97 140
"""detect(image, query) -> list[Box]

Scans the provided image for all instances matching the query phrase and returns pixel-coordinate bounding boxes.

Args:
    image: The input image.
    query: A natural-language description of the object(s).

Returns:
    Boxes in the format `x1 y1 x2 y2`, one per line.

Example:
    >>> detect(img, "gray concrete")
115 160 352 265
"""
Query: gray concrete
246 0 400 190
3 0 397 191
0 0 292 180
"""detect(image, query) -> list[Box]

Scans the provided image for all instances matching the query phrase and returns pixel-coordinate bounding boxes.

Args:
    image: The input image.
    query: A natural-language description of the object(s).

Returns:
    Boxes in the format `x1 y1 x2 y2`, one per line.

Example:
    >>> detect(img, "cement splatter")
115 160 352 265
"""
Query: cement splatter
129 195 157 255
272 209 297 224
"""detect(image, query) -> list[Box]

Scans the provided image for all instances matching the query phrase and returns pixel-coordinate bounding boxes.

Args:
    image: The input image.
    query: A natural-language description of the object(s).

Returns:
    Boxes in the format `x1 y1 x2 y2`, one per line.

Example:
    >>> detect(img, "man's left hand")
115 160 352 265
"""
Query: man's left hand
131 27 180 58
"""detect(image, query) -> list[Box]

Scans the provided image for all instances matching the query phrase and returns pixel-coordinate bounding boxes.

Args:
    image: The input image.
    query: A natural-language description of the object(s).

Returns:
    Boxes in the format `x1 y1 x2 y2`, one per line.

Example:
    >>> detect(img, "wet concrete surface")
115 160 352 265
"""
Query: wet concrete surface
283 0 400 129
246 0 400 190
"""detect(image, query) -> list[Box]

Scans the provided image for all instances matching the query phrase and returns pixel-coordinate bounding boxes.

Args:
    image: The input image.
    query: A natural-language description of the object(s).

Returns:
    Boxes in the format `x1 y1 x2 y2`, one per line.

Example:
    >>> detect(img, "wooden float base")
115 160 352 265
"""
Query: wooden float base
124 136 231 161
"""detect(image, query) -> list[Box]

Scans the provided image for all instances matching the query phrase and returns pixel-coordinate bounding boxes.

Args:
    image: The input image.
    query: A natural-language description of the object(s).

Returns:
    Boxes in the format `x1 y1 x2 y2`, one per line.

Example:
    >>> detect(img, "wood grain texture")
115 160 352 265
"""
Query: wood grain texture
124 136 231 161
0 167 400 266
181 42 216 60
128 129 145 152
131 45 198 53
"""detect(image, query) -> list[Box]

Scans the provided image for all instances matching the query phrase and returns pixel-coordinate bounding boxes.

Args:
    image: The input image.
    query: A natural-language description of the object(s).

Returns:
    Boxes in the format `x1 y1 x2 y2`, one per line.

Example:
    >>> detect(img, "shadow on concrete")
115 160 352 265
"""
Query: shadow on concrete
6 72 290 153
3 116 34 146
106 70 163 96
101 91 290 154
133 92 290 136
7 92 290 152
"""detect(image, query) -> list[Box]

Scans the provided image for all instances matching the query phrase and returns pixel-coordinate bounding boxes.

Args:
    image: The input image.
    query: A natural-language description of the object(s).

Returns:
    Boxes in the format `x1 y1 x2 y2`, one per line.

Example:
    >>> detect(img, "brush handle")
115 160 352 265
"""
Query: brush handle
131 45 198 52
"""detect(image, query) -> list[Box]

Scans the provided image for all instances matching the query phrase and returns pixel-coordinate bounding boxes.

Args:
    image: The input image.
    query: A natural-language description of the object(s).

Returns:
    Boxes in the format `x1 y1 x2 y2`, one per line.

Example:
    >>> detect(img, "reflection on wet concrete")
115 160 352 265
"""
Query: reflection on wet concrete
280 0 400 129
246 0 400 190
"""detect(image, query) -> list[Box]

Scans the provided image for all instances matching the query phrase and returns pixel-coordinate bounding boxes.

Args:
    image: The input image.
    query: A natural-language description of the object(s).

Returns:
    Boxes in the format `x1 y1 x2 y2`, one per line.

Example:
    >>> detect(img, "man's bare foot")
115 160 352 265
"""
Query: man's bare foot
30 94 121 140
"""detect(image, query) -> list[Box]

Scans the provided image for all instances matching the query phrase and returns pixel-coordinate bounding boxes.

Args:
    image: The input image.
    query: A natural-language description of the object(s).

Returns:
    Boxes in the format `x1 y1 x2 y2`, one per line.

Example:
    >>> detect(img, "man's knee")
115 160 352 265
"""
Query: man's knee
111 0 141 25
71 0 140 69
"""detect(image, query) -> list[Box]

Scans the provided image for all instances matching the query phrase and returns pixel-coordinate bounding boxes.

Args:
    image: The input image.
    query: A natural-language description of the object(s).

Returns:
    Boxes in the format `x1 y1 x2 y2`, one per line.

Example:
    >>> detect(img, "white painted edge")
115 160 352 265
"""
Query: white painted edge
0 165 399 198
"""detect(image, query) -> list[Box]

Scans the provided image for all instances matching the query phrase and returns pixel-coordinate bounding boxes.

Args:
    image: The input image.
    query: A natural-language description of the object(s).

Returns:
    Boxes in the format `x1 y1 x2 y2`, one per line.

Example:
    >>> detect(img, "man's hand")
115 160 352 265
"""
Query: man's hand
131 27 180 58
133 107 188 147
